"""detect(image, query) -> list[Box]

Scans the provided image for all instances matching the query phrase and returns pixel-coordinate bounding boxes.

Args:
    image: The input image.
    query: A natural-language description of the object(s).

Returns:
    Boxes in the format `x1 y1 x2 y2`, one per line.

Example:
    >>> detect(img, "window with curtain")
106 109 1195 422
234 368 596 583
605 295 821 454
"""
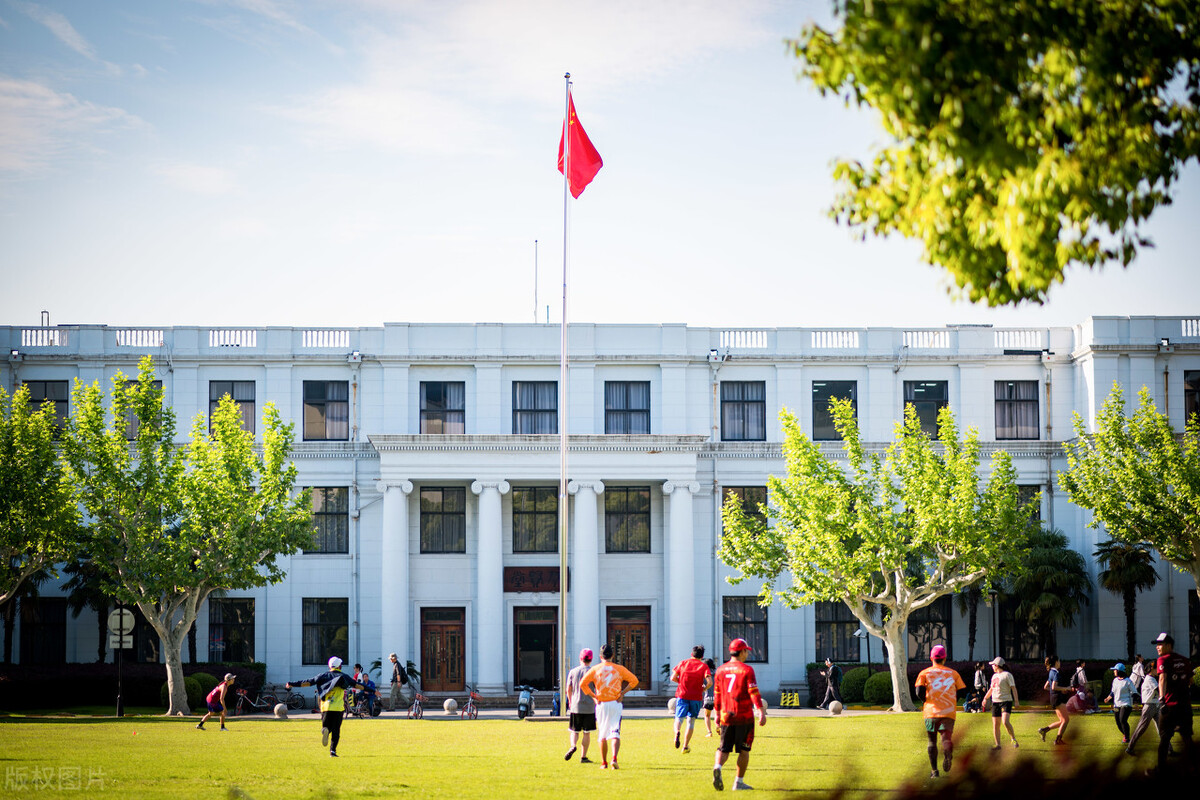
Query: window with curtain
22 380 69 435
420 487 467 553
723 597 767 662
302 598 348 664
907 596 951 659
303 381 349 441
814 601 860 662
124 379 163 440
209 380 256 434
605 486 651 553
421 381 465 433
995 380 1039 440
512 486 558 553
720 381 766 441
208 598 255 662
512 381 558 434
604 381 650 434
903 380 948 438
812 381 858 441
306 487 349 553
1185 371 1199 424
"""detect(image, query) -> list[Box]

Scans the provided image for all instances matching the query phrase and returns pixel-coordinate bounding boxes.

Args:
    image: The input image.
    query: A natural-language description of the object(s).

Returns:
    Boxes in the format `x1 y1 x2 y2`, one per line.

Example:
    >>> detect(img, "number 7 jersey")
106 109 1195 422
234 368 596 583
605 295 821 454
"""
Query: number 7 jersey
714 658 763 724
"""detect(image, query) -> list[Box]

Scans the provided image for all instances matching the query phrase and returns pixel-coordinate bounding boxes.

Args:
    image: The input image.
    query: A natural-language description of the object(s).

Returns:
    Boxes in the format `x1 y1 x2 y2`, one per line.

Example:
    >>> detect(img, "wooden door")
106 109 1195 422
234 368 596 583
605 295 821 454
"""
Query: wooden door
420 607 465 692
606 606 651 689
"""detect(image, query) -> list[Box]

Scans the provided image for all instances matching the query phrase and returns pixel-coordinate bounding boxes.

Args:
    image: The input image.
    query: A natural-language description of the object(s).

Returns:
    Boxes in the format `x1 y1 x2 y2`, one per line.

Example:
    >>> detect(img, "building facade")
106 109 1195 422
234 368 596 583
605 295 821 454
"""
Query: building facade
4 317 1198 696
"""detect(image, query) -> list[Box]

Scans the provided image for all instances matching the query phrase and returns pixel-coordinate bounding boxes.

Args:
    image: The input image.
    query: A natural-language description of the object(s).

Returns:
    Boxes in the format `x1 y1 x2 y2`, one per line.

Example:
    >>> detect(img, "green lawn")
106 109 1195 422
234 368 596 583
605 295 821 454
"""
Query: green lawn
0 709 1175 799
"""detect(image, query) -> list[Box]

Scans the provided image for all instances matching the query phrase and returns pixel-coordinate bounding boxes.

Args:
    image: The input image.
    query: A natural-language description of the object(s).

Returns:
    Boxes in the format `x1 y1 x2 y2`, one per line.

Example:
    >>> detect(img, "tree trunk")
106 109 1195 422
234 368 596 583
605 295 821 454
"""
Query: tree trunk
142 601 196 716
1122 588 1137 661
883 619 916 712
2 601 13 664
966 592 979 662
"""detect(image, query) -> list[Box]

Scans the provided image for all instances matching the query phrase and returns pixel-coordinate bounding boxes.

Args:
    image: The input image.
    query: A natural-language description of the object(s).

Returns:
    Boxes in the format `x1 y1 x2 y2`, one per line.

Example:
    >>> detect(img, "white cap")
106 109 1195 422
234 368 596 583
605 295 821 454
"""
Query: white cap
328 656 343 670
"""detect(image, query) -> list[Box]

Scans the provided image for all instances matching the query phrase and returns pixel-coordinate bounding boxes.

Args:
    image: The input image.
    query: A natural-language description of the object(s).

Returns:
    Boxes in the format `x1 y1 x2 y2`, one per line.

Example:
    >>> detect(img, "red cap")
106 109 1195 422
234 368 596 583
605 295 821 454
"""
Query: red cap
729 638 751 653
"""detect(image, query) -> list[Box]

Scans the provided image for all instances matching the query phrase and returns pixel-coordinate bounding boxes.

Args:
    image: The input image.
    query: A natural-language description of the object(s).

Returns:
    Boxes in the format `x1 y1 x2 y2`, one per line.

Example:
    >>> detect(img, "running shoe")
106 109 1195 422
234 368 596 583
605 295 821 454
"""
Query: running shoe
1038 727 1049 742
580 757 592 764
675 732 681 749
732 780 753 791
565 746 576 761
195 723 204 730
329 751 338 757
713 767 724 791
322 727 330 747
943 753 952 772
683 746 691 754
611 761 619 770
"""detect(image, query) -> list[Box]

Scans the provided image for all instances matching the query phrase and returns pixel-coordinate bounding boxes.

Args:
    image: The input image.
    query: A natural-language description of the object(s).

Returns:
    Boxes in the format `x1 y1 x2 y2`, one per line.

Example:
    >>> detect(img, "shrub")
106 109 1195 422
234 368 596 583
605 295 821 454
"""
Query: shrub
863 670 894 705
191 672 218 696
160 676 203 710
840 666 870 703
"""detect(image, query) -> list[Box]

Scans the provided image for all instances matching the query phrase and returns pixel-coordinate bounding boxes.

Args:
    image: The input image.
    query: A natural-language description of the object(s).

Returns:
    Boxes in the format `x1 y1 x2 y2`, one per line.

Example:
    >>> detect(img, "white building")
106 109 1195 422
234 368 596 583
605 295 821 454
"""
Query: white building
3 317 1198 697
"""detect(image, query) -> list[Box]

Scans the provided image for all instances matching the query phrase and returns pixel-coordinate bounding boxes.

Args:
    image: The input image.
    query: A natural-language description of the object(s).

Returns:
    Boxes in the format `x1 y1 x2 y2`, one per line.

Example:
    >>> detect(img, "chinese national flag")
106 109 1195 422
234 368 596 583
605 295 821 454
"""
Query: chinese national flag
558 94 603 198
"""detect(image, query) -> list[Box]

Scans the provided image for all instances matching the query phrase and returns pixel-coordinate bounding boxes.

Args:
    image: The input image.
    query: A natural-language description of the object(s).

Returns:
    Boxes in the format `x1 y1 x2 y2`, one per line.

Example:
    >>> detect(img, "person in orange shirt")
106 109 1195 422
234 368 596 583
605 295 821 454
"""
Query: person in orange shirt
913 644 966 780
580 643 639 770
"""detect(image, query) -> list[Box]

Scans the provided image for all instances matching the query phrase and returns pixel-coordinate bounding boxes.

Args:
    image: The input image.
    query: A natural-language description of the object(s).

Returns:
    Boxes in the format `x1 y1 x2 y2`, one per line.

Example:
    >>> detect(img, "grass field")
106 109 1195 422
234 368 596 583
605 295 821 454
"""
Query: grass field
0 708 1176 799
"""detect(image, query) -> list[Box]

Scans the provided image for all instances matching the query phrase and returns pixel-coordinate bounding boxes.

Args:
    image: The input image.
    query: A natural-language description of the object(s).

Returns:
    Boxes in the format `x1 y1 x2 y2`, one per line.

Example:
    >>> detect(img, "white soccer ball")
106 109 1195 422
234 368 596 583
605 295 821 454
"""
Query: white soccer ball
667 698 677 713
829 700 843 715
443 698 458 714
273 703 288 719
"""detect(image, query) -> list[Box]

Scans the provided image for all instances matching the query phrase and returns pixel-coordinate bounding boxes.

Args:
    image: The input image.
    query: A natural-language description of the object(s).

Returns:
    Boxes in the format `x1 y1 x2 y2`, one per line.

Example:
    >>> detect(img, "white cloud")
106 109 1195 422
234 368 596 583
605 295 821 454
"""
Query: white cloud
151 161 239 194
16 2 124 75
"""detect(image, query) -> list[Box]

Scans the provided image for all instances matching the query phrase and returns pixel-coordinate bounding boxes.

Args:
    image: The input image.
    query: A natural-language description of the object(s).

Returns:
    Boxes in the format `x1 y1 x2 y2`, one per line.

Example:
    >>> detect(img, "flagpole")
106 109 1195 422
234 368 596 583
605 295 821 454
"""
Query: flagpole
558 71 572 708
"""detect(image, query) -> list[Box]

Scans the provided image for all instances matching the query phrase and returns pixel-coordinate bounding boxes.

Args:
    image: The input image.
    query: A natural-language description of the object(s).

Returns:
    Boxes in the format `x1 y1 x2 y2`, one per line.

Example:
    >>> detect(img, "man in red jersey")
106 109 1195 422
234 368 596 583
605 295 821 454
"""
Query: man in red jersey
712 638 766 791
1151 632 1194 772
914 645 966 779
671 644 713 753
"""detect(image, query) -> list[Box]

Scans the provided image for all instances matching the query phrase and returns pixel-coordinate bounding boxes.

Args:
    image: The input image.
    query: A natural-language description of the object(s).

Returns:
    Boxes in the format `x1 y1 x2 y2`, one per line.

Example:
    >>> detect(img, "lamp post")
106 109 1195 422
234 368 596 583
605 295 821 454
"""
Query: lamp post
853 627 871 673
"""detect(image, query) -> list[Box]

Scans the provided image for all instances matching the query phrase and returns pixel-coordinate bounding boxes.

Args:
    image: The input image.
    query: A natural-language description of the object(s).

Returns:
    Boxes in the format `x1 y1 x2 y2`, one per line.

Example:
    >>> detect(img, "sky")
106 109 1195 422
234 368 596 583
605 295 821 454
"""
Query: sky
1 0 1196 332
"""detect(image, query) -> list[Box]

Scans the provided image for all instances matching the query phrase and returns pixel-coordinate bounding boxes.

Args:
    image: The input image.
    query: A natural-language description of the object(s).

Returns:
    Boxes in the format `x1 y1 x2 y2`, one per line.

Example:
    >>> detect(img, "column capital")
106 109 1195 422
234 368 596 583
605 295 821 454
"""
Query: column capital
662 480 700 495
470 480 511 496
375 480 414 494
567 480 605 495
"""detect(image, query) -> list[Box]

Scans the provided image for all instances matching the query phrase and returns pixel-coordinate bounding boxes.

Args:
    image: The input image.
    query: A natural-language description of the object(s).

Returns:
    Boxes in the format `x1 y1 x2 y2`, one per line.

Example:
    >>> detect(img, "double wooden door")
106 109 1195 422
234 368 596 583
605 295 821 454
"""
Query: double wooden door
420 607 465 692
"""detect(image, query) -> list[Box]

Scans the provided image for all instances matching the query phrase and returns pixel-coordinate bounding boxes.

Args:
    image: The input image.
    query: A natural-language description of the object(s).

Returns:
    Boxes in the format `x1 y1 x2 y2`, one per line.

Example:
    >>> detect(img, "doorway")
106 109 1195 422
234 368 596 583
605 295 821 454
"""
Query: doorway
606 606 651 689
420 607 465 692
513 607 557 690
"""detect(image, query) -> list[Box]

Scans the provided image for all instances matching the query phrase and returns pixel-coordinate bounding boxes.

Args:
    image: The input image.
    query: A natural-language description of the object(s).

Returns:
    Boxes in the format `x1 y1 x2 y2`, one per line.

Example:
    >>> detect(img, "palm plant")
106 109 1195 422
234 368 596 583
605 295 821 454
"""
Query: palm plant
62 557 111 663
1094 539 1159 659
954 582 984 661
1005 526 1092 656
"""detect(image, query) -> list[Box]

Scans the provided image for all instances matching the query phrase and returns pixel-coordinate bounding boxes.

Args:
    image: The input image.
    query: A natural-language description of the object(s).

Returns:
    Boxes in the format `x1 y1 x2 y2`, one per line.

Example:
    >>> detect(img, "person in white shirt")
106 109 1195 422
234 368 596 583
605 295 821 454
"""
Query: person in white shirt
986 656 1019 749
1125 670 1169 756
1103 663 1136 744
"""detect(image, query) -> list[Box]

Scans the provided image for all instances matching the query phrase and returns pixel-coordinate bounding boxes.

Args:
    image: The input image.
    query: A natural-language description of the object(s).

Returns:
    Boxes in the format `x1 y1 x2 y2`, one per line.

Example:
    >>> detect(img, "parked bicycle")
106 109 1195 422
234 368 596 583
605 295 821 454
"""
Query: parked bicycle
345 683 382 718
264 683 308 710
461 684 481 720
234 687 278 715
407 692 426 719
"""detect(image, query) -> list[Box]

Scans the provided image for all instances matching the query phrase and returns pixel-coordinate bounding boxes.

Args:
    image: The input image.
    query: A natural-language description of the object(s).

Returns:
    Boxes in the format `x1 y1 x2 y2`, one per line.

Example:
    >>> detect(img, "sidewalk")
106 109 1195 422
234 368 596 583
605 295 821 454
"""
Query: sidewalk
356 704 892 722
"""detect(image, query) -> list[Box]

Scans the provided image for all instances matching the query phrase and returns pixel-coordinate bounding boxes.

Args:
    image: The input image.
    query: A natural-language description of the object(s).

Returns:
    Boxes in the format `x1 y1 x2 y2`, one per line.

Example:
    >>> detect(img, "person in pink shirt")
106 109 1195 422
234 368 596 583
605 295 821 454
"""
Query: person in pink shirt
670 644 712 753
580 643 640 769
914 645 966 779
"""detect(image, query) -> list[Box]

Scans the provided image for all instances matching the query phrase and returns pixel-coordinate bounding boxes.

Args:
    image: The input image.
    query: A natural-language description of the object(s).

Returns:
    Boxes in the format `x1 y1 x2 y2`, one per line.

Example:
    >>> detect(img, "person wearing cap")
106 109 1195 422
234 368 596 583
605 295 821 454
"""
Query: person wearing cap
388 652 410 712
671 645 712 753
196 673 236 731
580 643 640 769
1151 631 1194 771
1103 663 1136 744
286 656 367 757
564 647 597 763
712 637 766 791
914 644 966 779
1125 661 1168 757
986 657 1019 750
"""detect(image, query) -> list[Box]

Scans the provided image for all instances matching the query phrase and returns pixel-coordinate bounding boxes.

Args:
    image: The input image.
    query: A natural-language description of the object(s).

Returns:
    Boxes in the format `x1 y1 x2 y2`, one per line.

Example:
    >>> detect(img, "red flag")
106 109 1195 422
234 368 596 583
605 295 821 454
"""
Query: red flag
558 93 603 198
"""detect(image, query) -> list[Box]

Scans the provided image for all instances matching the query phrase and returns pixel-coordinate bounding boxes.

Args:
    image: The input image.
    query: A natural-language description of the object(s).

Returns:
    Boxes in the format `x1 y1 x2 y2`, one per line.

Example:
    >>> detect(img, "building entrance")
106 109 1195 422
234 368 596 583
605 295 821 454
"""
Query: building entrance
420 607 465 692
606 605 651 690
513 607 557 690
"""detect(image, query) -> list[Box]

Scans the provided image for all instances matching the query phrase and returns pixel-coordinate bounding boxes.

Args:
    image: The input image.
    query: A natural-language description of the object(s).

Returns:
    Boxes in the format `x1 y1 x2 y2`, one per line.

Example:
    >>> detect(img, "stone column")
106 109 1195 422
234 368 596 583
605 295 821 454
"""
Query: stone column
663 481 700 665
567 480 604 656
471 480 510 693
376 480 413 674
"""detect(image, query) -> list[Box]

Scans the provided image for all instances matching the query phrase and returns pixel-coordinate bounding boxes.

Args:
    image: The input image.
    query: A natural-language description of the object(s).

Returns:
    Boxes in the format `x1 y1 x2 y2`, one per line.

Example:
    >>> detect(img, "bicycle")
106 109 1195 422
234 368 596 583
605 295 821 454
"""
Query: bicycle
461 684 481 720
265 683 307 710
345 686 382 718
234 687 278 715
407 692 426 719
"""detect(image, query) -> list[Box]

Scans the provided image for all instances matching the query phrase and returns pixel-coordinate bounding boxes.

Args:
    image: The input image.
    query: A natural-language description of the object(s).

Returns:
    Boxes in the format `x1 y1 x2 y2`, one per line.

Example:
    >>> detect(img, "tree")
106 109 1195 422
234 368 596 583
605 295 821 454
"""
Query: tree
1003 526 1092 656
0 384 82 606
1093 539 1159 660
1060 383 1200 604
792 1 1200 306
62 357 313 715
720 401 1031 712
61 556 111 663
953 582 984 662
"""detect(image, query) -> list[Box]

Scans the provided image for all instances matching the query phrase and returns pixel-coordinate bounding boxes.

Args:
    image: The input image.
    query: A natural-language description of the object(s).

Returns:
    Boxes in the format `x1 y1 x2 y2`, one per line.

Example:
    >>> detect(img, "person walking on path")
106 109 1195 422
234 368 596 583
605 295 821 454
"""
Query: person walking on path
914 645 966 779
818 658 843 710
1125 668 1167 756
712 638 766 791
580 644 639 770
286 656 367 757
387 652 410 712
564 648 597 764
196 673 235 731
671 645 712 753
1038 655 1074 745
702 658 717 737
1151 631 1194 772
987 657 1019 750
1103 663 1136 744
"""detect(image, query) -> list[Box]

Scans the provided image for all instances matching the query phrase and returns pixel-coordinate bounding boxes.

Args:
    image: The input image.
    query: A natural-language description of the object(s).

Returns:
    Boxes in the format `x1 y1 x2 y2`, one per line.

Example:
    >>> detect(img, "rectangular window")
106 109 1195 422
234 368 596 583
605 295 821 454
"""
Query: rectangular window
123 379 163 440
1185 371 1200 424
604 381 650 434
303 381 349 441
420 487 467 553
995 380 1039 440
721 381 766 441
605 486 651 553
420 381 465 434
306 487 349 553
512 486 558 553
903 380 948 439
812 381 858 441
19 597 66 665
208 598 255 662
722 486 767 527
209 380 256 434
1017 485 1042 522
999 596 1043 660
723 597 767 663
23 380 69 434
302 598 348 665
512 381 558 434
814 601 860 662
907 596 951 659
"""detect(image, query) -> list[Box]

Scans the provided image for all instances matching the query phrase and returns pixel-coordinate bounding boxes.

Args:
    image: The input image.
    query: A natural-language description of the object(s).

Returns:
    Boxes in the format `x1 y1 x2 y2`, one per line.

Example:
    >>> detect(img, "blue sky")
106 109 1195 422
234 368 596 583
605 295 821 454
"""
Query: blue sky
1 0 1196 330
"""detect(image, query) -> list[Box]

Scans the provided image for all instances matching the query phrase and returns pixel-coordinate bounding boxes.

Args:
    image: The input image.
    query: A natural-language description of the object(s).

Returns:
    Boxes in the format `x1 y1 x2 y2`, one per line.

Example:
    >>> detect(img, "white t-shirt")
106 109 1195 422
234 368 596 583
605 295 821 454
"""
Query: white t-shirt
1110 677 1135 707
989 671 1016 703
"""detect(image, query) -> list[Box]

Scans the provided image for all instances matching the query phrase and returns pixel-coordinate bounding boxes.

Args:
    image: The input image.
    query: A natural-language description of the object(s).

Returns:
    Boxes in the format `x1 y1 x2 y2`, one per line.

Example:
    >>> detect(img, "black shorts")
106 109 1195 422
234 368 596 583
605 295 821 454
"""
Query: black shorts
718 722 755 753
991 701 1013 717
207 700 224 713
569 712 596 732
1160 704 1194 737
1051 691 1065 709
703 698 714 711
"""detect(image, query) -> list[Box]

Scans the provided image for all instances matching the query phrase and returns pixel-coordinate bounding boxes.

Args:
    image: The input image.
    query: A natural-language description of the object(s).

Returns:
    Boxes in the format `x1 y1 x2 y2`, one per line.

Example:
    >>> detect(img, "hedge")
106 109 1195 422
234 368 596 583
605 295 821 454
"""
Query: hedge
0 662 265 711
863 670 894 705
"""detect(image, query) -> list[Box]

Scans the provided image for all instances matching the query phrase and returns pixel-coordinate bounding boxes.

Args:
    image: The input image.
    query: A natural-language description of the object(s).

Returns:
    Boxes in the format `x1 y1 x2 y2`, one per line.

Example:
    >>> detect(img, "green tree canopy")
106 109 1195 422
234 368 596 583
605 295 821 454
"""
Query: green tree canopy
0 384 82 605
62 357 313 715
794 0 1200 305
1060 382 1200 603
720 401 1031 711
